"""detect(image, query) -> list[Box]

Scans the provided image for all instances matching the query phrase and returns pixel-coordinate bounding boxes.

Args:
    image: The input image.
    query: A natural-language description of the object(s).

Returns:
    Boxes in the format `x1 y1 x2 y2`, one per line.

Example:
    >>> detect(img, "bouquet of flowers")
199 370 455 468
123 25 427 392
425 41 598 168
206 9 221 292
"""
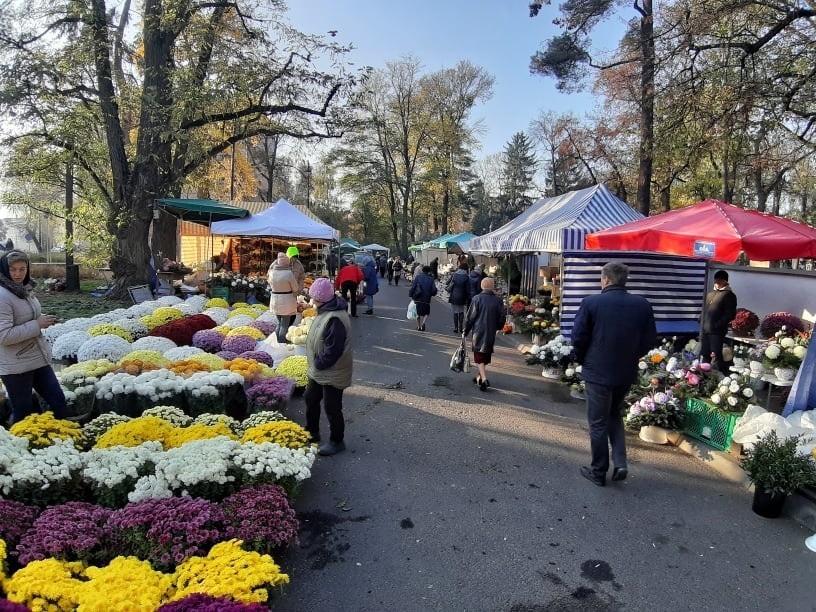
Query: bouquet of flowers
537 335 573 369
759 312 807 338
624 390 684 430
708 373 756 414
730 308 760 336
762 338 804 371
183 370 246 417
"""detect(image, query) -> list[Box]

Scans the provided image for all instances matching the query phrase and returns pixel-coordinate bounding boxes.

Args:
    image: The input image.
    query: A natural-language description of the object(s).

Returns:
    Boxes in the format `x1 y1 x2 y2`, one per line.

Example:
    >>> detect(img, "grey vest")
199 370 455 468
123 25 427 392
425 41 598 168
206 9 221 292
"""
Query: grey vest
306 309 353 389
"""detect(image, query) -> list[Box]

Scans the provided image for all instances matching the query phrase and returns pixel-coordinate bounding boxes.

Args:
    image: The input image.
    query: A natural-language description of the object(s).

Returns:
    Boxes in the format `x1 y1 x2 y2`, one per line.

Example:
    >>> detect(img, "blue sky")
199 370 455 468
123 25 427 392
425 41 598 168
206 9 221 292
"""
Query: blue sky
286 0 614 158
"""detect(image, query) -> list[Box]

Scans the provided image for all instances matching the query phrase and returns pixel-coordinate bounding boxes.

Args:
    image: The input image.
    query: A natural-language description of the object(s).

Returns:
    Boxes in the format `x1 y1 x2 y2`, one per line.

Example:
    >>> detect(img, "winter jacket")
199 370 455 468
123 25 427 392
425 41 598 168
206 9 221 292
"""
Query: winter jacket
462 290 505 354
409 271 437 304
267 262 300 316
306 296 353 389
702 286 737 335
362 261 379 296
290 258 306 292
571 284 657 387
334 264 364 289
0 276 52 375
468 270 485 299
446 269 471 306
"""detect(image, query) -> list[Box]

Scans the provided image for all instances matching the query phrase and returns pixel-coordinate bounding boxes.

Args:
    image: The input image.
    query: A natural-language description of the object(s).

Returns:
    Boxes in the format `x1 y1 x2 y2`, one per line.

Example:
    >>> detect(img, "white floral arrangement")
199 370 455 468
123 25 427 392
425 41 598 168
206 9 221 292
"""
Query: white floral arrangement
156 295 183 306
52 331 92 360
131 336 178 353
239 410 287 433
184 294 208 313
232 441 317 483
194 413 242 434
163 346 205 361
202 307 231 325
171 302 197 316
42 317 95 345
126 301 160 318
255 311 278 324
132 369 185 402
142 405 193 426
82 412 131 445
538 335 573 369
112 318 149 340
709 374 756 413
95 372 137 401
90 308 131 323
83 441 164 492
222 314 256 328
0 434 84 495
77 334 132 362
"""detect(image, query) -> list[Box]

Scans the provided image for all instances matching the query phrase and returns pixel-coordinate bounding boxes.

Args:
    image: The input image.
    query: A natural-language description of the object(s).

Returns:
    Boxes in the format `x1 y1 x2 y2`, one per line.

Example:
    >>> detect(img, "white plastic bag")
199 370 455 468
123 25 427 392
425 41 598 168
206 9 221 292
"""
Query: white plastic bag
407 300 418 320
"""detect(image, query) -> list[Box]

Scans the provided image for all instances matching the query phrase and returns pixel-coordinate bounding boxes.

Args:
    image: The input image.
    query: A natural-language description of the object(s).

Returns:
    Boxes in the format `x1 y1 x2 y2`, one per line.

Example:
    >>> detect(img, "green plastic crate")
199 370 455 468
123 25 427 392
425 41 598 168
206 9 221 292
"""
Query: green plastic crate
683 398 740 451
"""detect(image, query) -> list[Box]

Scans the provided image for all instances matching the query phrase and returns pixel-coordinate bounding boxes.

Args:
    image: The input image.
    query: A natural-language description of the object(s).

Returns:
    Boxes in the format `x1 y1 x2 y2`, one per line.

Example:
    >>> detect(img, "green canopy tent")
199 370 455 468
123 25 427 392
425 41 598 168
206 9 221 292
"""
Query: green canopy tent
155 198 249 224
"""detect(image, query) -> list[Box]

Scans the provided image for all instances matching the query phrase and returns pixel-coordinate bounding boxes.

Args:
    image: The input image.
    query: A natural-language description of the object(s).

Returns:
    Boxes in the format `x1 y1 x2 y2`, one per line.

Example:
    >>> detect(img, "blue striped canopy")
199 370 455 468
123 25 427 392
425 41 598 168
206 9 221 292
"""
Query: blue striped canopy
468 184 643 255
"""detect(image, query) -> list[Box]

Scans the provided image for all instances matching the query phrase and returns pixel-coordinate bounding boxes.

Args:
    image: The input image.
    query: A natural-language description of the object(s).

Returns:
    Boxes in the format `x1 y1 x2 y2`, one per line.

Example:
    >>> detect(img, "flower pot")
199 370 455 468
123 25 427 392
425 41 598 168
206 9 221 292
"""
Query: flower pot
541 366 563 380
749 360 765 374
751 487 787 518
639 425 669 444
773 367 797 382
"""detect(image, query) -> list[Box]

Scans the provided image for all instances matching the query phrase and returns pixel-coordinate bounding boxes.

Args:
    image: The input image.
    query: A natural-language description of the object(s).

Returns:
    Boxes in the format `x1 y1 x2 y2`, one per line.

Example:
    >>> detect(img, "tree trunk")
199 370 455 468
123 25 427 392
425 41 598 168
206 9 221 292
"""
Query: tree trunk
109 202 153 298
636 0 655 217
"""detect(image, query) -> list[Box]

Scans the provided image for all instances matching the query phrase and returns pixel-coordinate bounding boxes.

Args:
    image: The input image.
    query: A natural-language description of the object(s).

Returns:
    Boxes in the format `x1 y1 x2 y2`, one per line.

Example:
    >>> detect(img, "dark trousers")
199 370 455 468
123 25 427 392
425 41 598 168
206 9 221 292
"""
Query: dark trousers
304 378 345 442
585 382 629 477
393 273 401 286
2 365 67 424
340 281 359 316
276 314 296 343
701 333 730 374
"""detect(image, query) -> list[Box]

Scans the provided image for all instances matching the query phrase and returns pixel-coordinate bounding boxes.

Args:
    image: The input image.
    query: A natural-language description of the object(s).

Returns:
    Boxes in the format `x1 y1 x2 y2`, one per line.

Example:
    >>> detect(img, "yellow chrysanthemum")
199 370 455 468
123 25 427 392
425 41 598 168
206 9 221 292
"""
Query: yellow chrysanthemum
168 359 213 377
9 412 83 449
228 307 259 319
225 358 266 383
230 302 250 310
87 324 133 342
118 350 169 368
225 326 265 340
3 558 86 611
212 324 233 335
241 421 311 449
187 353 226 370
153 307 185 324
76 557 172 612
94 416 176 449
169 540 289 604
205 297 230 309
274 356 308 387
251 304 268 313
165 422 238 448
61 359 116 379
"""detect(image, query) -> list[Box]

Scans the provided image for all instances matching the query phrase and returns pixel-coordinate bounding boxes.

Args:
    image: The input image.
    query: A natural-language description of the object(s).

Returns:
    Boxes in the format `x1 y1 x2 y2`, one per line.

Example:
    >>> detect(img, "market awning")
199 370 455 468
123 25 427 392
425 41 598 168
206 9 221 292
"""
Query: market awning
156 198 249 225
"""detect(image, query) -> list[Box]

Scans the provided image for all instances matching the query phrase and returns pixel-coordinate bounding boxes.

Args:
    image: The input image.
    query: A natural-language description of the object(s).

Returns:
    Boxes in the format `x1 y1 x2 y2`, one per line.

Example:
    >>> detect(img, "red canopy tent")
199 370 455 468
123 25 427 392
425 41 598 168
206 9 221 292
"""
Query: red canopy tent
585 199 816 262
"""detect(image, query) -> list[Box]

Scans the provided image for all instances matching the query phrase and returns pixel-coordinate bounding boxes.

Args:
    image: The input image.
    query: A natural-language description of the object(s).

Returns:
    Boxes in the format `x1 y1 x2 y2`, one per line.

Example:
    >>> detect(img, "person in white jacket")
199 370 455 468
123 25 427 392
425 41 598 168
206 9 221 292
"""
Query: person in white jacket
268 252 300 343
0 250 66 424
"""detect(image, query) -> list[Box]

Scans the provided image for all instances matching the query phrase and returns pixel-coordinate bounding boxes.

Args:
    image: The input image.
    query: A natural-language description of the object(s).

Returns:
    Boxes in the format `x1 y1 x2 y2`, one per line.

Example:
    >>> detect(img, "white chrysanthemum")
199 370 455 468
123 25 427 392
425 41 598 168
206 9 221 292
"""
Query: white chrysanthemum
163 346 205 361
142 405 193 426
222 315 256 328
171 302 197 316
91 308 131 323
95 372 137 399
727 396 739 407
157 295 183 306
126 301 159 318
256 311 278 324
53 331 92 360
780 337 795 348
202 307 231 325
711 393 721 404
82 441 163 488
742 388 754 398
729 382 740 393
764 344 781 360
77 334 132 362
131 336 178 353
794 346 807 359
183 294 208 313
232 441 317 482
43 317 95 344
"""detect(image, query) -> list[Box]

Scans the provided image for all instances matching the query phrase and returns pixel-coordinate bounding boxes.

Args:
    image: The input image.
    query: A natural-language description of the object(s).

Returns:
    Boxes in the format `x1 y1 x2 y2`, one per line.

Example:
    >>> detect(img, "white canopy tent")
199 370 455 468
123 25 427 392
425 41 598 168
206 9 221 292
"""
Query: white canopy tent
361 243 390 255
211 198 339 240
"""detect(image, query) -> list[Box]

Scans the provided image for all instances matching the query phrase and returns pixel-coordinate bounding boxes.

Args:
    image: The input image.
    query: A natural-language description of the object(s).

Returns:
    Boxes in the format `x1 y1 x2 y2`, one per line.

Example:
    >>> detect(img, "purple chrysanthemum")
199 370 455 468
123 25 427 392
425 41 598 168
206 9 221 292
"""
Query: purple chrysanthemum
0 600 30 612
192 329 226 353
157 594 269 612
216 350 239 360
221 484 298 553
17 501 112 565
0 500 39 556
106 497 225 572
245 376 295 413
249 320 277 336
221 334 257 354
237 351 274 367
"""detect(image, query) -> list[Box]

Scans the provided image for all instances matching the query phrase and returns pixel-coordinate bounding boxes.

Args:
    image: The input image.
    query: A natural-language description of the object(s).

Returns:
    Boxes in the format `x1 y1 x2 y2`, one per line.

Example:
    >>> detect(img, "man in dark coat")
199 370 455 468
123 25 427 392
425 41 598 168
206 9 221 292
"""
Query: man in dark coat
408 265 437 331
571 261 657 487
700 269 737 374
446 262 472 334
462 277 505 391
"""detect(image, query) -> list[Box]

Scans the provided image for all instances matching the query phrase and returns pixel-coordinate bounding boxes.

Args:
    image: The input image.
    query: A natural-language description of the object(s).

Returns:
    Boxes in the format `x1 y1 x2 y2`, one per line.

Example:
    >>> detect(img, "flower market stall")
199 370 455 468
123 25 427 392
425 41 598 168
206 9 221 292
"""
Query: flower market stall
0 292 329 608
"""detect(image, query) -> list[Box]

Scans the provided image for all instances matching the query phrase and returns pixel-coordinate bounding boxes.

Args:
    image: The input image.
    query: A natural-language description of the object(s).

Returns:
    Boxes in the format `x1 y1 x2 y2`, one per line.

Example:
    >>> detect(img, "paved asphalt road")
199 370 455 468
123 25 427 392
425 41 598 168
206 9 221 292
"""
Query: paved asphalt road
273 279 815 612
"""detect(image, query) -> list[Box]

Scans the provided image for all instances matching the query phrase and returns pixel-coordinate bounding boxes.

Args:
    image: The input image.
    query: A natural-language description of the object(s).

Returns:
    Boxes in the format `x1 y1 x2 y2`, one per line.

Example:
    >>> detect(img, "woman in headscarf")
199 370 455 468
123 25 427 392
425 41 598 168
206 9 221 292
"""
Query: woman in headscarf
304 278 353 456
268 252 300 343
0 250 66 424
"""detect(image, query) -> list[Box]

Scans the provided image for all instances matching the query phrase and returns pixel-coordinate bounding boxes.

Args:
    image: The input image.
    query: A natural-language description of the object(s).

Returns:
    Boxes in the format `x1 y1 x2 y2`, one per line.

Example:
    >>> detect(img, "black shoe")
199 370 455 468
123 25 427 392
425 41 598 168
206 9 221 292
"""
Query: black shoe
420 324 426 331
364 310 373 315
580 466 605 487
453 328 460 334
611 467 628 482
472 376 480 384
318 440 346 456
479 379 487 392
351 314 359 318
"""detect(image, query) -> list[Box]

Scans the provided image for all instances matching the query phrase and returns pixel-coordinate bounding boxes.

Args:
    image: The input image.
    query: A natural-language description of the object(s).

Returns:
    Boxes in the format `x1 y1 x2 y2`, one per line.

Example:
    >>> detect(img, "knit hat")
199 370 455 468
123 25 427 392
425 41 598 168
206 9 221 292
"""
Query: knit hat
309 277 335 303
286 246 299 258
275 252 290 267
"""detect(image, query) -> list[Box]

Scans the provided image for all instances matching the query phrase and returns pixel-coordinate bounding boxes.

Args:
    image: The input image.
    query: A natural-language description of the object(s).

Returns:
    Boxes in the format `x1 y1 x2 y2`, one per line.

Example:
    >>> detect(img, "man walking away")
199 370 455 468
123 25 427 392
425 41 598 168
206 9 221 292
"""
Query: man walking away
701 269 737 374
462 277 505 391
571 262 657 487
392 257 404 286
409 265 437 331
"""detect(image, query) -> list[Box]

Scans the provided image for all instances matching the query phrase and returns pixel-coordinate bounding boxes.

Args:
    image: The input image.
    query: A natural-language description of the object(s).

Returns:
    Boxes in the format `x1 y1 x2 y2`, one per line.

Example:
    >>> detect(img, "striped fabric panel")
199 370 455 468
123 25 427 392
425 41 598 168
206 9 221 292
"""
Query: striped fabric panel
560 251 708 340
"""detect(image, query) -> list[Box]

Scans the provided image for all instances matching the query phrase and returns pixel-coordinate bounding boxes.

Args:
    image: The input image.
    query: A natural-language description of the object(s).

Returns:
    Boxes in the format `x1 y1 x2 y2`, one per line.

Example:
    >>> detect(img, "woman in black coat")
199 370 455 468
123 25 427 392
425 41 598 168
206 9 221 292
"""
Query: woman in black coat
408 265 437 331
445 262 471 334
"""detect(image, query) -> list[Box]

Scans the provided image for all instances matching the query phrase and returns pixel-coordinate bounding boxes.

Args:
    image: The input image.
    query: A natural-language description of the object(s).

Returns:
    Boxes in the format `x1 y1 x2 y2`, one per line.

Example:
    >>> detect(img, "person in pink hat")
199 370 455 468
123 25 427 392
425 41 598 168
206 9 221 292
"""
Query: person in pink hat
304 277 353 456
